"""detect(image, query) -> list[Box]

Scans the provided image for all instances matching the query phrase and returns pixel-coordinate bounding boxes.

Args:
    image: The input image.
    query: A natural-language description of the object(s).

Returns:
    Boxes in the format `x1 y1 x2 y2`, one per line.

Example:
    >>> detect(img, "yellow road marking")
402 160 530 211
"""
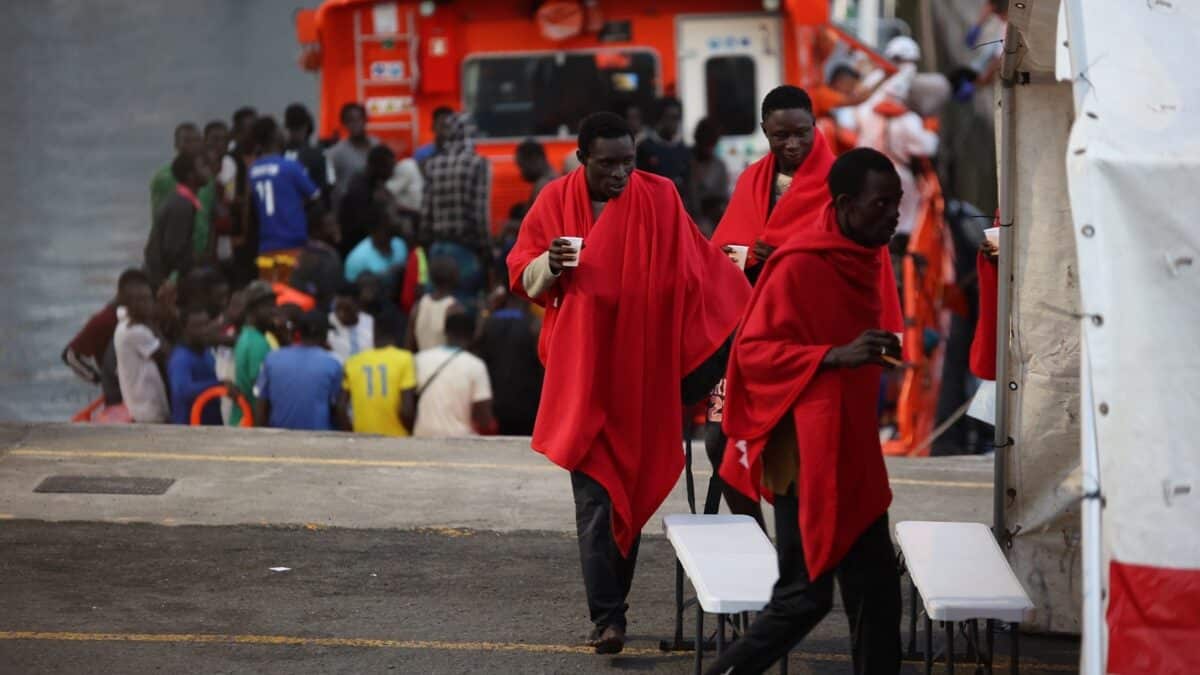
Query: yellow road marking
7 449 991 489
0 631 1075 670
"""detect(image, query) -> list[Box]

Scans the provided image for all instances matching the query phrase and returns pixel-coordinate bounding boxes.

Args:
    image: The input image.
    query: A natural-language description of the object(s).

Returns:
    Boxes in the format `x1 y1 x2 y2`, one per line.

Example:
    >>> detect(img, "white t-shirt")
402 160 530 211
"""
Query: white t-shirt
327 312 375 364
413 346 493 438
114 313 169 423
413 294 458 352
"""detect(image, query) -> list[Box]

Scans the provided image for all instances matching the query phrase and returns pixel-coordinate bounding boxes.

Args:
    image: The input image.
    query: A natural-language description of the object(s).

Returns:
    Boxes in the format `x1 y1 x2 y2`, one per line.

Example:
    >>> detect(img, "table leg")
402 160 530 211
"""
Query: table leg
1010 623 1020 675
924 615 933 675
946 621 955 674
694 602 703 675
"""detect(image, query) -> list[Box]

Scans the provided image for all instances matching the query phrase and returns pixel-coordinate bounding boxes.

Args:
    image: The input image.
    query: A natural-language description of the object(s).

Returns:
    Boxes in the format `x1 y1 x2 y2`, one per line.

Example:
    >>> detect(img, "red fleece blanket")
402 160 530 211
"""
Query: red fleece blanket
719 207 894 579
970 250 998 380
508 168 751 555
710 136 902 331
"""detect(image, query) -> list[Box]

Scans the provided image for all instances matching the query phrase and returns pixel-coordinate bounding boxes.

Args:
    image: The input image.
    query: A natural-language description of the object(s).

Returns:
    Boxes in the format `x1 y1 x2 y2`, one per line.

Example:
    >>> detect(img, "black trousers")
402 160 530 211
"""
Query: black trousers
704 422 766 528
705 496 902 675
572 471 640 630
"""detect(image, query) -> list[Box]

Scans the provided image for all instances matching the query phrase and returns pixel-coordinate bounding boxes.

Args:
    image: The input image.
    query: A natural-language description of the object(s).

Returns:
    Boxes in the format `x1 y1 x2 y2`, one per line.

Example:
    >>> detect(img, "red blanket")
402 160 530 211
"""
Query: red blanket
508 168 751 555
710 136 902 331
970 250 998 380
719 207 893 579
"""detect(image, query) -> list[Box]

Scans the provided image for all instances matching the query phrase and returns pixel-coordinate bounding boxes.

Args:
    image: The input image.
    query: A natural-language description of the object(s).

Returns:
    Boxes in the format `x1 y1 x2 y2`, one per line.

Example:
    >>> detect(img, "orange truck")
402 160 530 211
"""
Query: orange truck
293 0 857 229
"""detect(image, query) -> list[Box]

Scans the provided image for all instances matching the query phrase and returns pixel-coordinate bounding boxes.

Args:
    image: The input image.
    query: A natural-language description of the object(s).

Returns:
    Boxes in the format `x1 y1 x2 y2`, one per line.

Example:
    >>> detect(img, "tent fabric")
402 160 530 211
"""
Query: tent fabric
1063 0 1200 670
1000 77 1082 635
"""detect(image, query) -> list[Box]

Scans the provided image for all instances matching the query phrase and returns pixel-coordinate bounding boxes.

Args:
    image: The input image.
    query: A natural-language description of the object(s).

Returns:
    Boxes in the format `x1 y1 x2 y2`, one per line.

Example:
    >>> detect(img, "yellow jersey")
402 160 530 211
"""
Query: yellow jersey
343 346 417 436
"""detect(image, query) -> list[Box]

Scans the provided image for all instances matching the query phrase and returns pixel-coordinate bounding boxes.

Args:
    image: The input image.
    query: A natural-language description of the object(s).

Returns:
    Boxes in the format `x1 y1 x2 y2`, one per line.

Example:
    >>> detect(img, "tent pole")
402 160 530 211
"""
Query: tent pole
992 22 1020 548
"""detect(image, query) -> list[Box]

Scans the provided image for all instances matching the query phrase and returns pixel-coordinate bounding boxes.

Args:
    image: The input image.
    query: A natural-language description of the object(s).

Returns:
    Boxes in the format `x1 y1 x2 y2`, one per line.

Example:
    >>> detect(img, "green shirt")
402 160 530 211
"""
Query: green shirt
150 164 175 225
231 326 274 426
152 166 213 260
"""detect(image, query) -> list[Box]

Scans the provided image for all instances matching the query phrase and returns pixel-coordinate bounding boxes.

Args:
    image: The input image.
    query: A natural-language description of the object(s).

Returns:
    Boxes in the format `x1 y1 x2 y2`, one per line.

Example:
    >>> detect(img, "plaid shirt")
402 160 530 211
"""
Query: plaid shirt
421 115 491 249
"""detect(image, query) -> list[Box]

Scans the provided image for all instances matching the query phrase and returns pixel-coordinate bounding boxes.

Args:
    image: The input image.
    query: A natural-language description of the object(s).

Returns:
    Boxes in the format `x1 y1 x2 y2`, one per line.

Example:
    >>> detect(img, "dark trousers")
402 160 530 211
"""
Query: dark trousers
572 471 640 630
706 495 902 675
704 422 766 528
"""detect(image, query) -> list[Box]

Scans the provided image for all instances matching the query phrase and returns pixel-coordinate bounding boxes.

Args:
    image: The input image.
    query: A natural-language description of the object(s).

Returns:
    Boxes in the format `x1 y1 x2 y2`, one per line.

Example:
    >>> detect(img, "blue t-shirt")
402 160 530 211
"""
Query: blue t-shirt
250 154 319 254
412 143 437 162
255 345 343 430
168 345 221 425
344 237 409 282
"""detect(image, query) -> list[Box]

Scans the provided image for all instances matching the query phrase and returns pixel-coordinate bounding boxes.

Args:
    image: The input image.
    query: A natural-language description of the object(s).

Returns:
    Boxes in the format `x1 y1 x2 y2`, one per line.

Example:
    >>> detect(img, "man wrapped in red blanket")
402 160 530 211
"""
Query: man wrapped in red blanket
711 149 905 674
507 113 750 655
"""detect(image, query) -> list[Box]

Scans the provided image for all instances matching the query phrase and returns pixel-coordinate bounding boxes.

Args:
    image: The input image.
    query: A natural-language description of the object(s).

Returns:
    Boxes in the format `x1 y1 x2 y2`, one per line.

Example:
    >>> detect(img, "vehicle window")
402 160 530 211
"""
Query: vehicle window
464 50 659 140
704 56 757 136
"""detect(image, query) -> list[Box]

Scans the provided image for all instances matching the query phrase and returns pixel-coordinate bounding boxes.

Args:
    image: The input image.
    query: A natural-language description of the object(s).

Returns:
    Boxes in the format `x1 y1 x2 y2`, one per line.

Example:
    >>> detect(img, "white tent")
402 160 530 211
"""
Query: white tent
1057 1 1200 672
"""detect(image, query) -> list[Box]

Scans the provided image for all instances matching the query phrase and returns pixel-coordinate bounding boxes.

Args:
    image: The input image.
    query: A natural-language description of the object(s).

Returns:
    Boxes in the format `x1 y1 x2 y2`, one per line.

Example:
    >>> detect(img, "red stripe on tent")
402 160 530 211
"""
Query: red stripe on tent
1107 560 1200 674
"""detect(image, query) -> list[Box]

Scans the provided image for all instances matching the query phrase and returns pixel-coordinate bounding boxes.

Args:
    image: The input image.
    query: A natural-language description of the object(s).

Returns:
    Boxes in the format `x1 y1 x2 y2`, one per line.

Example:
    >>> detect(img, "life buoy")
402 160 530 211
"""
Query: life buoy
536 0 584 41
191 385 254 427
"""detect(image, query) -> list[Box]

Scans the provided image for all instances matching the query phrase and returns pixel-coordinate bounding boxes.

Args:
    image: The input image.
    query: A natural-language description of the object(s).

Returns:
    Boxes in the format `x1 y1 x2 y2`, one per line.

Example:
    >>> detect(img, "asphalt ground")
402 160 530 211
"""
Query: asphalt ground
0 424 1080 674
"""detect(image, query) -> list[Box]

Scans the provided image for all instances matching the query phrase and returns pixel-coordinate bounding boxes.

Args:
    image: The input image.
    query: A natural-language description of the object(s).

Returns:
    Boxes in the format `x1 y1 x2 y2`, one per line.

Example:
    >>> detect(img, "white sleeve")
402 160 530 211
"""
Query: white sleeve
896 114 939 158
131 326 161 360
471 359 493 403
520 251 561 299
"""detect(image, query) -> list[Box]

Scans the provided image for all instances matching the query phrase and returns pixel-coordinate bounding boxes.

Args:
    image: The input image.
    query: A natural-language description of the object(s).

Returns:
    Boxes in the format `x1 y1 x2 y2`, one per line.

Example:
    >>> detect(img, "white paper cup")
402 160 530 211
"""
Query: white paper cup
561 236 583 267
726 245 749 271
984 227 1000 248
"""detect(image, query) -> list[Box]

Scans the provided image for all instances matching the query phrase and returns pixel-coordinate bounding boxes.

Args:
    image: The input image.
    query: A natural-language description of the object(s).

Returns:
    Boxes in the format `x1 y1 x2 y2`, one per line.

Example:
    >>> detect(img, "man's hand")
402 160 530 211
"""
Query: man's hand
981 239 999 262
823 329 902 369
547 238 579 275
752 240 776 264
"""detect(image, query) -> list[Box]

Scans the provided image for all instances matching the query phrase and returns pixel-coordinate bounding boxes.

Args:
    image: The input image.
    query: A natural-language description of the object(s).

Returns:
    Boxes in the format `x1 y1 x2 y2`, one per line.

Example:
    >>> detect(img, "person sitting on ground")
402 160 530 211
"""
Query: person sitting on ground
62 269 145 401
230 281 280 426
344 207 408 284
710 148 905 674
516 138 556 208
338 144 398 259
248 116 322 258
328 102 379 211
327 282 374 364
289 205 344 310
413 312 495 438
405 256 462 352
477 286 544 436
145 150 212 289
255 311 345 431
355 271 402 340
114 271 170 424
168 306 226 425
340 316 417 436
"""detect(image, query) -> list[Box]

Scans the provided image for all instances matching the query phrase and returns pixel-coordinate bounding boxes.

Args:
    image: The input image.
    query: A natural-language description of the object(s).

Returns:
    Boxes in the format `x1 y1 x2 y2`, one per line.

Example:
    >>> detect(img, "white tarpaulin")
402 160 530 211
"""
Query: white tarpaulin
1062 1 1200 672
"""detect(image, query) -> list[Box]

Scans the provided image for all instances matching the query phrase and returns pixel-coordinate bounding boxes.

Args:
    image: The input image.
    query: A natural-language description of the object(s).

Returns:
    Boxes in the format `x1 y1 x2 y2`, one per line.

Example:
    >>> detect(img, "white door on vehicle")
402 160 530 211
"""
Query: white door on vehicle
676 14 783 185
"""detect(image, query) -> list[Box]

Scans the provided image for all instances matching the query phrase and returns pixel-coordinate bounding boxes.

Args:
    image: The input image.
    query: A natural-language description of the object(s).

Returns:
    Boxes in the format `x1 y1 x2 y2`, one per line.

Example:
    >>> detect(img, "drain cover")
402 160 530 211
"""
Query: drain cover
34 476 175 495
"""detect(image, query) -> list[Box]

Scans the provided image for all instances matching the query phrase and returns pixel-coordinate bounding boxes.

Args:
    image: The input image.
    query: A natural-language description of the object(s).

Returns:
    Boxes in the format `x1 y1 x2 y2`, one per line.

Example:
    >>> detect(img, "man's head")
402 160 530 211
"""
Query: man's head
333 282 360 327
366 144 397 182
181 305 214 350
624 104 644 136
174 122 203 156
117 268 151 311
761 85 816 175
432 106 454 147
368 207 395 246
429 256 459 293
203 121 229 163
576 112 636 202
515 139 549 183
653 96 683 141
828 148 903 248
444 311 475 347
171 150 211 190
243 281 278 330
373 312 399 347
297 311 329 346
828 63 862 96
251 116 283 156
284 103 315 146
356 272 384 310
231 106 258 145
341 102 368 140
692 117 722 160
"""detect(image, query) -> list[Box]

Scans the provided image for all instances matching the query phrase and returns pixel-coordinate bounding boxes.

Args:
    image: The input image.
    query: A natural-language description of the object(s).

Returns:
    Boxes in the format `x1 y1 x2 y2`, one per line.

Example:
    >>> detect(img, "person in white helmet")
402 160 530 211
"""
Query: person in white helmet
854 35 939 237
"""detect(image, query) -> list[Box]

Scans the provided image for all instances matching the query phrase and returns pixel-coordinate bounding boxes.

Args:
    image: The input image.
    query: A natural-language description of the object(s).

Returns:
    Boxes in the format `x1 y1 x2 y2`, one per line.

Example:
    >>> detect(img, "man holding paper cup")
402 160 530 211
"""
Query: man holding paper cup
706 86 904 521
507 112 751 654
